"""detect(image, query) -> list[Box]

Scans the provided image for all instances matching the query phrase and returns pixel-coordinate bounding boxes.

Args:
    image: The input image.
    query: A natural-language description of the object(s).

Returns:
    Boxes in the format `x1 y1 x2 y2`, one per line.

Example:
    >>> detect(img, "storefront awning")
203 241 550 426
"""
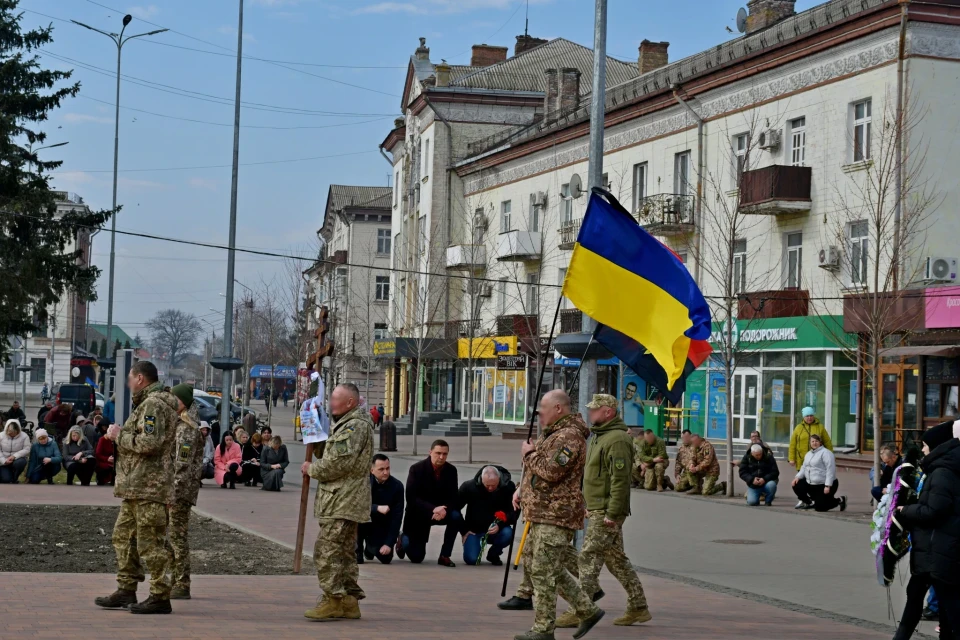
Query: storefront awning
880 345 960 358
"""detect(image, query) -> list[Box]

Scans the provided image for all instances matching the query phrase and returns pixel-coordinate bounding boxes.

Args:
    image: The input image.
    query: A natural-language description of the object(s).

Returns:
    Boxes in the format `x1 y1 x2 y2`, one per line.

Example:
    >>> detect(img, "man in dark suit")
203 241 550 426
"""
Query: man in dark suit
397 439 461 567
358 453 404 564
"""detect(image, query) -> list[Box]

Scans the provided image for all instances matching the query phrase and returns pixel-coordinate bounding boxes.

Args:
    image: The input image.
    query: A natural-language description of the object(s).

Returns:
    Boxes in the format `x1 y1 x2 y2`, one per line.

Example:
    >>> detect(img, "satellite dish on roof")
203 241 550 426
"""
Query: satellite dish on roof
736 7 748 34
569 173 584 199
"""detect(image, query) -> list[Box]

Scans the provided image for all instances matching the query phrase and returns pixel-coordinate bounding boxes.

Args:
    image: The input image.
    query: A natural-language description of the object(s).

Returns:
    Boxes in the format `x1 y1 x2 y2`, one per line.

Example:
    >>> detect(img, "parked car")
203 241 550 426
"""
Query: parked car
95 392 105 410
53 383 97 416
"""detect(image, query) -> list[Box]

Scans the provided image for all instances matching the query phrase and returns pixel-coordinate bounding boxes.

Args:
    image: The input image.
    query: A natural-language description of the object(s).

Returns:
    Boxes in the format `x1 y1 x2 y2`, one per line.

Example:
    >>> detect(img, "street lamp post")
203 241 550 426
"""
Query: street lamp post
71 15 167 391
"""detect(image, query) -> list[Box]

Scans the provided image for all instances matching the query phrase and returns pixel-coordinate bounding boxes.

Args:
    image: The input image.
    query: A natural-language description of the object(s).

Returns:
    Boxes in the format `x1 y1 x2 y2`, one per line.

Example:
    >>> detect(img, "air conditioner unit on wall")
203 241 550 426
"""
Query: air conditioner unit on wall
924 256 959 282
758 128 782 151
533 191 547 207
479 284 493 298
818 246 840 270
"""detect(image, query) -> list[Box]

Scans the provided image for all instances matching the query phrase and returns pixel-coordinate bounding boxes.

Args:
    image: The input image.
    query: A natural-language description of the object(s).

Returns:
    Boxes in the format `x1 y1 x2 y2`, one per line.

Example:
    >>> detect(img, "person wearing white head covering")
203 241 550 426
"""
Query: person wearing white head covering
0 419 31 483
27 428 62 484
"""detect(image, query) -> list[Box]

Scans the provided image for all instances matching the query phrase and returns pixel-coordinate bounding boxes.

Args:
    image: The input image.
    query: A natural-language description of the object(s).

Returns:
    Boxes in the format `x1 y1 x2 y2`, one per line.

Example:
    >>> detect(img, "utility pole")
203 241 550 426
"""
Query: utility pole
578 0 607 420
19 336 28 407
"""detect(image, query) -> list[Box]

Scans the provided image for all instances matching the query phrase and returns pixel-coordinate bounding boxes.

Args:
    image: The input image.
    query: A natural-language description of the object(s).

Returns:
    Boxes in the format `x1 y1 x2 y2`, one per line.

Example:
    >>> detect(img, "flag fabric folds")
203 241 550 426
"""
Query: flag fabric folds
561 191 712 391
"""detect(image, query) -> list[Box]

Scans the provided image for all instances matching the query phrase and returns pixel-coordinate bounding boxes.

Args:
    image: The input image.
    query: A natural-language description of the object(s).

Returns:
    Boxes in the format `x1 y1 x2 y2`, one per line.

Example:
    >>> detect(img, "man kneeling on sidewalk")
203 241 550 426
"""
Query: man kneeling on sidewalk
682 433 726 496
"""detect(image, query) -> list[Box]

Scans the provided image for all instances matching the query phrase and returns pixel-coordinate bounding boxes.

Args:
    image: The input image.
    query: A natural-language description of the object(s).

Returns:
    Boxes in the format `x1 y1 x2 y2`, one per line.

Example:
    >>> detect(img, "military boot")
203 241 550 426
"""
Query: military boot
341 595 362 619
170 587 191 600
498 596 533 610
613 608 652 626
94 589 137 609
304 596 343 621
513 632 555 640
573 608 605 639
555 610 579 628
129 595 172 614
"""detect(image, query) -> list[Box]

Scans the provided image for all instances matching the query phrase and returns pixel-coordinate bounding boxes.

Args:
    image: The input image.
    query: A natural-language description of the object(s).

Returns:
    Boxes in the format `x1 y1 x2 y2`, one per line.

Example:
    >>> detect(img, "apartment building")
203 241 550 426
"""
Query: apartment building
447 0 960 445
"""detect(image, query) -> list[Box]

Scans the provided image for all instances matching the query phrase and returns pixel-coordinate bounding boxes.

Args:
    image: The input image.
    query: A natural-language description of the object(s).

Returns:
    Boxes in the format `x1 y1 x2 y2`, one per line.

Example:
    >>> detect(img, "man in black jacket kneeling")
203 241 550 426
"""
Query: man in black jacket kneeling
397 440 460 567
740 443 780 506
358 453 404 564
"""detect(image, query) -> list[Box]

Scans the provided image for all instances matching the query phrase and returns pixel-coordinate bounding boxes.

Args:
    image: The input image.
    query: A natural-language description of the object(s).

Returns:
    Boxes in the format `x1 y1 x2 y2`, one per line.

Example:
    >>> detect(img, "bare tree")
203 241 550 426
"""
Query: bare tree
146 309 202 369
811 88 937 479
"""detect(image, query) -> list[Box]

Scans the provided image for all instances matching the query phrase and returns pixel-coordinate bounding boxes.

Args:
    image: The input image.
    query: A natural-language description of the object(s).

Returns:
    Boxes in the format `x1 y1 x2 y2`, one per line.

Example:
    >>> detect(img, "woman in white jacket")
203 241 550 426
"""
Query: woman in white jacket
0 419 31 483
791 433 847 512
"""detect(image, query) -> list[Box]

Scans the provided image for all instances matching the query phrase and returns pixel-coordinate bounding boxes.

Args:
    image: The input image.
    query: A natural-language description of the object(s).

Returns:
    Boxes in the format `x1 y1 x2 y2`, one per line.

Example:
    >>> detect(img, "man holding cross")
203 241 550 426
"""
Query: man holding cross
301 382 374 622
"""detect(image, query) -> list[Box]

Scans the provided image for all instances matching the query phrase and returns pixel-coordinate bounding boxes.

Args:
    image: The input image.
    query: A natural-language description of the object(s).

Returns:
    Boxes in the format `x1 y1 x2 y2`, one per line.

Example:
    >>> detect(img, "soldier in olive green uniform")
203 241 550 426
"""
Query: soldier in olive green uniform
302 383 374 622
567 394 650 628
95 361 179 615
635 429 669 491
516 389 604 640
168 385 205 599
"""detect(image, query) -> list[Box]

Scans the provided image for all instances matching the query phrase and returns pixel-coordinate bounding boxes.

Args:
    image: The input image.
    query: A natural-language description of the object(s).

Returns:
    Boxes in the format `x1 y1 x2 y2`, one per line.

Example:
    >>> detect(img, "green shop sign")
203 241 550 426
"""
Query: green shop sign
708 315 852 350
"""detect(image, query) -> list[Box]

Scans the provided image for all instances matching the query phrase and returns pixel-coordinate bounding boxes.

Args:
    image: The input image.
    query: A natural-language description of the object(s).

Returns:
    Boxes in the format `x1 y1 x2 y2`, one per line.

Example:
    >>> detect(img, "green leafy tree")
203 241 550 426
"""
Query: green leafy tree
0 1 113 362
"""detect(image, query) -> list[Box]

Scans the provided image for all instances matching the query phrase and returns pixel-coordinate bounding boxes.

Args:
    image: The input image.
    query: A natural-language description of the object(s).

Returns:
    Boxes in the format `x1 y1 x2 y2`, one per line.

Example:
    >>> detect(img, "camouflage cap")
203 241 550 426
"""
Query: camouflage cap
585 393 617 409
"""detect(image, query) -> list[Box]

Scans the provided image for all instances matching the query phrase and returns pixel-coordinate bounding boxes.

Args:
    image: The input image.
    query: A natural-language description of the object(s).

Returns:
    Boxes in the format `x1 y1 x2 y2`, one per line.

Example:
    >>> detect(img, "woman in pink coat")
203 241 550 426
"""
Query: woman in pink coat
214 432 243 489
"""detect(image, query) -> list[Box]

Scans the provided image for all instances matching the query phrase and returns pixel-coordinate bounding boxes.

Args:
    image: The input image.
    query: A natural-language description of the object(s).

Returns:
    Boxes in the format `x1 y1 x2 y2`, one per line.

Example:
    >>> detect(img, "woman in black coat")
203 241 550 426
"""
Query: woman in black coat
893 421 960 639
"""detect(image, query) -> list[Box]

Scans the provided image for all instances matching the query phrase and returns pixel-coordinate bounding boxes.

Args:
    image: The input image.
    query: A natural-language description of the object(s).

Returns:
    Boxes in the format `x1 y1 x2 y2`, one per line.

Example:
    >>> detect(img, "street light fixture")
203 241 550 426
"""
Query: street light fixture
71 14 168 392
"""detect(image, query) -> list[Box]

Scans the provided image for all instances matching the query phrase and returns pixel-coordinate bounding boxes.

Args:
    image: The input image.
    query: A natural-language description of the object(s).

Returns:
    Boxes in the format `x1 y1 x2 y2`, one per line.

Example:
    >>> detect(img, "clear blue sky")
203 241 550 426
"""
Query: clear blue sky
24 0 821 343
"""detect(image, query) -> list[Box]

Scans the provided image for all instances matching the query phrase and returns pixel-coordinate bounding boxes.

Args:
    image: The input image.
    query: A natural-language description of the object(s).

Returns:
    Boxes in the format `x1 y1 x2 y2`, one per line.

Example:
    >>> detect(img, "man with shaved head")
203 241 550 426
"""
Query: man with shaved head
514 389 604 640
301 382 374 622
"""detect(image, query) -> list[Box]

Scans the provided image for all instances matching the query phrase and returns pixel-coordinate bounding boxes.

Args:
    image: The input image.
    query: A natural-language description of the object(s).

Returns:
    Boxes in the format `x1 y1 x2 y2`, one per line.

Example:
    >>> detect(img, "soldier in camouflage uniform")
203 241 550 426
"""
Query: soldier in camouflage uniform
515 389 603 640
95 361 179 615
563 395 650 629
684 433 726 496
635 429 669 491
498 522 587 610
168 385 205 600
302 382 374 622
674 429 697 492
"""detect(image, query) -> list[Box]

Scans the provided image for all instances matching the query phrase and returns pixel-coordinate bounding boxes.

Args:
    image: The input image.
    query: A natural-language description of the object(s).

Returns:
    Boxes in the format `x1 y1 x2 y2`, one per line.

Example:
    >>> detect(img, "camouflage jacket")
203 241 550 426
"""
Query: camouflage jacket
693 439 721 477
635 435 669 467
308 405 374 522
520 413 589 531
172 404 205 506
115 381 179 503
675 442 697 479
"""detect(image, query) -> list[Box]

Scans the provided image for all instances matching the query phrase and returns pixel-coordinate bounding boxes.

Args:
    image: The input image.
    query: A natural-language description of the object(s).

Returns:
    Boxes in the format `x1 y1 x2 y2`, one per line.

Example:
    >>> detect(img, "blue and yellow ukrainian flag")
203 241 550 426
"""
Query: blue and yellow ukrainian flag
562 192 712 391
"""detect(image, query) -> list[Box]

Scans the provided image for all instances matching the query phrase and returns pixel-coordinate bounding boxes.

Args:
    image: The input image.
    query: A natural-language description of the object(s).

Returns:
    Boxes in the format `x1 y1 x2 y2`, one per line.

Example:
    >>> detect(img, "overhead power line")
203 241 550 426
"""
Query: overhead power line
51 149 377 174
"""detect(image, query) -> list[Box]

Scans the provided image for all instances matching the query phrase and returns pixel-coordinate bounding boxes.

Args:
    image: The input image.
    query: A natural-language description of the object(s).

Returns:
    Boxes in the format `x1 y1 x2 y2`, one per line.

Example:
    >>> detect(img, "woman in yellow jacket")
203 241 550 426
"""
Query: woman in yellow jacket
788 407 833 472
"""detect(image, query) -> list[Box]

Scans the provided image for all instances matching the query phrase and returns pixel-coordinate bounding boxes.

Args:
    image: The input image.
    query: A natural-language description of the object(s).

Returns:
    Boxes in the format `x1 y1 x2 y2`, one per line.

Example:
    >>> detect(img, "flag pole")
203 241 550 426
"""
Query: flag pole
565 328 598 396
500 293 563 597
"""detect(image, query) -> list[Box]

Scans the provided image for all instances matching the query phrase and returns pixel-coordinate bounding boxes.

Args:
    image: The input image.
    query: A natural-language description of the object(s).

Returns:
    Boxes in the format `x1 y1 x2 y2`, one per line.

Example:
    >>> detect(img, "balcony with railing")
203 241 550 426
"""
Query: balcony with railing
737 289 810 319
497 314 538 338
558 219 581 250
496 230 541 262
739 165 812 215
636 193 695 236
445 244 486 270
559 308 583 334
444 319 482 339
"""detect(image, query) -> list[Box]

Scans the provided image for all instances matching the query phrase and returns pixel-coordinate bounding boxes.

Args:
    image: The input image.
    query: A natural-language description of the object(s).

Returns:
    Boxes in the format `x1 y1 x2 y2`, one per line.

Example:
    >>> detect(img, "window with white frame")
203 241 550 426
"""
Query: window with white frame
375 276 390 301
472 207 485 246
377 228 391 255
853 99 872 162
500 200 512 232
394 172 399 205
393 233 400 267
733 238 747 294
373 323 388 341
674 151 691 195
30 358 45 383
789 117 806 166
528 194 540 232
558 268 568 309
560 183 572 224
416 140 422 180
849 220 869 287
785 232 803 289
3 362 14 383
336 267 347 298
526 274 539 312
497 279 508 315
733 133 749 184
632 163 647 213
423 138 430 177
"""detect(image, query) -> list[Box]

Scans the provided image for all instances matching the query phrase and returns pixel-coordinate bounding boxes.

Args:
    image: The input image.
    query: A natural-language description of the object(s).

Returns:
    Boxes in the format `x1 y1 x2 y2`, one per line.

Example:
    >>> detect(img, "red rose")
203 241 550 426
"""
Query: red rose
494 511 508 522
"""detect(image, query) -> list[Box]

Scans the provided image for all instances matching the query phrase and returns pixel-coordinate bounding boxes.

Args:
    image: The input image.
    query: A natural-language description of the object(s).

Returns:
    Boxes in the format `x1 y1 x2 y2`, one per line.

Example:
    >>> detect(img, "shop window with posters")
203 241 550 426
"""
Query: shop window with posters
480 365 528 424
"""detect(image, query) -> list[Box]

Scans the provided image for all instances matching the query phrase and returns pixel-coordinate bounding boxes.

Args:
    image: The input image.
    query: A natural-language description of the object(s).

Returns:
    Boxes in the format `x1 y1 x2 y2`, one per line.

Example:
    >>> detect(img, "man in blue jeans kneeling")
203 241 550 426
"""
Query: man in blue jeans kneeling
458 465 517 565
739 443 780 506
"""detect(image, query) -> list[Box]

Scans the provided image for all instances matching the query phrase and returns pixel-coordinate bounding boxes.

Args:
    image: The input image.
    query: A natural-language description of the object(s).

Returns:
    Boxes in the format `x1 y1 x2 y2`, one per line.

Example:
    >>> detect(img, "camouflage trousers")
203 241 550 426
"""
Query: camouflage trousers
635 463 667 490
113 499 173 597
579 511 648 611
681 471 723 495
168 501 192 590
516 523 579 599
528 523 599 634
314 518 365 600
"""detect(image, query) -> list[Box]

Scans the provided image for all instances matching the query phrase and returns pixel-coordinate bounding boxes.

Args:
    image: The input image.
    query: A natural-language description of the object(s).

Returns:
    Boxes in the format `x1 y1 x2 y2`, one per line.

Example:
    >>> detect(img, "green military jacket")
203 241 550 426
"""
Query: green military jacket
172 404 205 506
635 435 669 467
115 381 179 504
308 405 374 522
583 415 634 521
